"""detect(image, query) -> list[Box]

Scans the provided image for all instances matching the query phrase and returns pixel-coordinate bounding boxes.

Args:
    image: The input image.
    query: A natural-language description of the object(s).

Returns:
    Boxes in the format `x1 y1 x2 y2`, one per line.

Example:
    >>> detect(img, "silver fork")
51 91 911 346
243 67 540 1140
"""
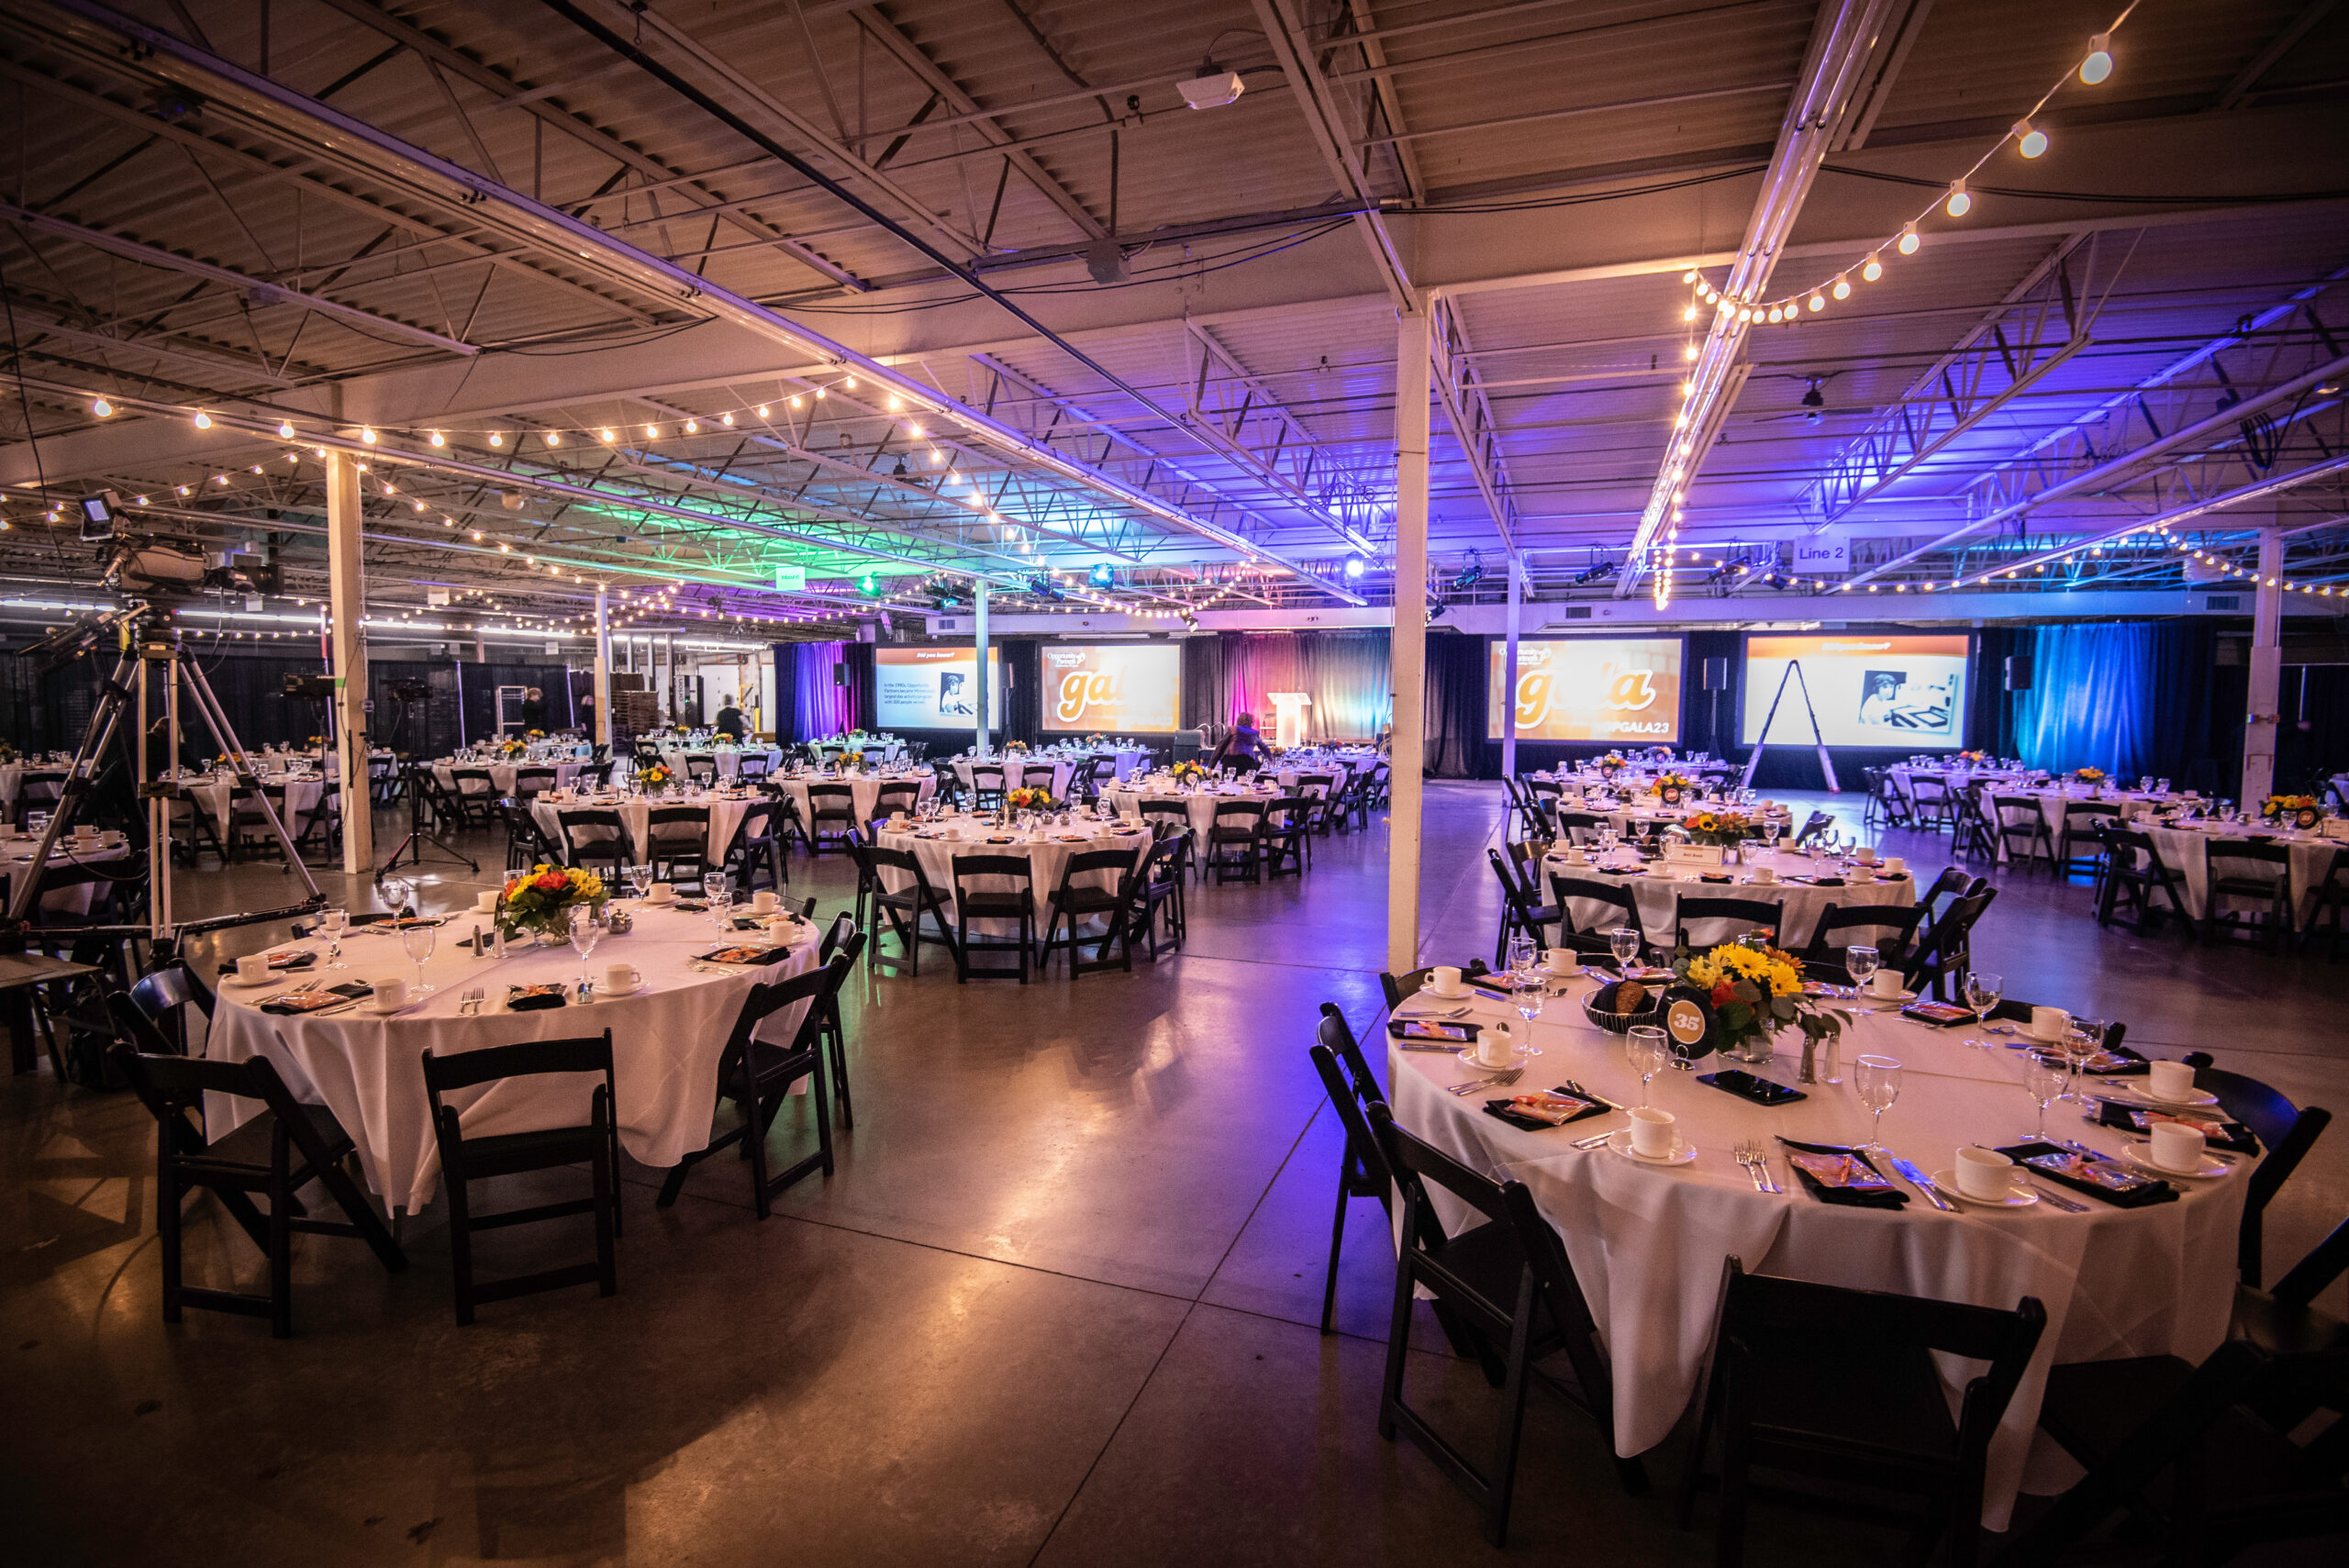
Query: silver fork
1446 1067 1524 1095
462 986 485 1016
1732 1140 1767 1191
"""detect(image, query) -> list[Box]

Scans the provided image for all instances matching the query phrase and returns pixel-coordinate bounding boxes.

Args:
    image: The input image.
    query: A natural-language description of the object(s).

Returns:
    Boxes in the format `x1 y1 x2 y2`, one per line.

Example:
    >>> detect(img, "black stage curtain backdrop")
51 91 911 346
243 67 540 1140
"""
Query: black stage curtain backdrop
1001 639 1041 746
1180 634 1224 732
1423 631 1486 778
843 641 876 733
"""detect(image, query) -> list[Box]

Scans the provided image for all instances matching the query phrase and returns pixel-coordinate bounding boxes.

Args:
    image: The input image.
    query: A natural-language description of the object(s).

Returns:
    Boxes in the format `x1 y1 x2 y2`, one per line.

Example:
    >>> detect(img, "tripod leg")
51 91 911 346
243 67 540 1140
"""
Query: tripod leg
4 650 135 926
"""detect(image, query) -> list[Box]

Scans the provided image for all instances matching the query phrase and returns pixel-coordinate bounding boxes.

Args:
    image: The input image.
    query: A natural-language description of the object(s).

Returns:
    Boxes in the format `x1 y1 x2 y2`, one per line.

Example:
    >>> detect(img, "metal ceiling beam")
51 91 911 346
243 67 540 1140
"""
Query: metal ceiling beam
1427 291 1521 561
0 200 479 355
1622 0 1910 594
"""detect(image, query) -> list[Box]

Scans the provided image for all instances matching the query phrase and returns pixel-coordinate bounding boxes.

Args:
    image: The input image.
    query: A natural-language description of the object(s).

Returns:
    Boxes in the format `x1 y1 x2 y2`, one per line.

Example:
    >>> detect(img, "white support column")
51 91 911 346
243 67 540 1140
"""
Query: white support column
663 632 676 725
974 583 991 755
1501 556 1522 783
593 584 612 750
2242 525 2284 805
1390 303 1431 975
325 450 373 873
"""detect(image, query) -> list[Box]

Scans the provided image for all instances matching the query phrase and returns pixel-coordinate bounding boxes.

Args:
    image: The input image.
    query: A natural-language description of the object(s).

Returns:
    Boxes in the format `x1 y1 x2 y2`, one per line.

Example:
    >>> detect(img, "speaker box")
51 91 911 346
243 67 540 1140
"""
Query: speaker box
1702 657 1729 692
833 666 848 687
2004 655 2033 692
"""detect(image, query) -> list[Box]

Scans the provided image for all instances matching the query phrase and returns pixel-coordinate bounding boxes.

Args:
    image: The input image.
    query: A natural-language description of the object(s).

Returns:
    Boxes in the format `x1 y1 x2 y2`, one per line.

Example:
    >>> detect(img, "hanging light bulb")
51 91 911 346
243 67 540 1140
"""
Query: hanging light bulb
2014 118 2047 158
600 428 617 443
1831 275 1851 300
788 395 803 409
489 432 505 448
756 404 771 417
1862 253 1884 282
813 387 828 400
685 419 699 434
1898 223 1920 255
720 411 735 427
1807 292 1824 312
543 430 562 447
361 427 378 444
1945 180 1972 217
1683 343 1698 361
1683 304 1698 321
2080 34 2112 84
92 397 115 417
643 424 659 438
193 410 213 429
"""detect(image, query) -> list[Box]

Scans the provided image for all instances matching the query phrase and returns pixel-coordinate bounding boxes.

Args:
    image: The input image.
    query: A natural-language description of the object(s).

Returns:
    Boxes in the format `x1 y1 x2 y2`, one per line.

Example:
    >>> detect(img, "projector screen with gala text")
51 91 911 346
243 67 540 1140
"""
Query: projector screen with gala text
1040 643 1181 732
1740 633 1968 749
874 646 1001 730
1486 637 1683 742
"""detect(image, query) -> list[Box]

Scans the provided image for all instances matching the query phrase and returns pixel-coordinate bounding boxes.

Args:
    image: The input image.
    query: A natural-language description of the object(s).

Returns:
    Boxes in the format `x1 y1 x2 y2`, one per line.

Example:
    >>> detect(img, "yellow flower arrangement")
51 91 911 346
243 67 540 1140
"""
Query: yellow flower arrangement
2073 766 2106 784
1006 785 1058 812
635 762 672 788
497 862 607 940
1653 772 1694 795
1685 943 1804 1000
2263 794 2320 824
1675 940 1847 1060
1681 808 1755 847
1169 761 1207 785
1956 750 1987 764
1598 752 1626 769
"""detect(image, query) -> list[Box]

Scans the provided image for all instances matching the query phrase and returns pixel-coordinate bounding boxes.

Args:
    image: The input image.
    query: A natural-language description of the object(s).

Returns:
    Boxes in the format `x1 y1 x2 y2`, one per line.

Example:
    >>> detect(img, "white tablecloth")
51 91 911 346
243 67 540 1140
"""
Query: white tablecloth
177 774 335 840
1108 784 1287 840
434 760 587 795
2142 823 2338 923
661 746 785 780
953 758 1078 797
0 837 132 915
774 773 936 828
813 739 904 762
1541 847 1909 949
0 763 74 812
533 795 757 865
1386 973 2244 1529
206 905 821 1211
873 820 1149 930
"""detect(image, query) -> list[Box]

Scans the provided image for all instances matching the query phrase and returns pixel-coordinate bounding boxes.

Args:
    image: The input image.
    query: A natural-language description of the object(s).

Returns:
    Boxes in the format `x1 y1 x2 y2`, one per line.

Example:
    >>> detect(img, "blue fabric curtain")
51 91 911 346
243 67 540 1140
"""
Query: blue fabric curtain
2013 623 2163 779
789 641 854 740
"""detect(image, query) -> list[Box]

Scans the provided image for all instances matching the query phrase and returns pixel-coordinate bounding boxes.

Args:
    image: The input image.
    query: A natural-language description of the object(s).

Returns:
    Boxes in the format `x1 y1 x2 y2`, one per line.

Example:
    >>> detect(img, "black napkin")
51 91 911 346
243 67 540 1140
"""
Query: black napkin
2093 1103 2258 1157
219 951 317 976
1483 1084 1618 1132
506 984 570 1011
2083 1046 2150 1076
1777 1137 1908 1208
1997 1141 2177 1207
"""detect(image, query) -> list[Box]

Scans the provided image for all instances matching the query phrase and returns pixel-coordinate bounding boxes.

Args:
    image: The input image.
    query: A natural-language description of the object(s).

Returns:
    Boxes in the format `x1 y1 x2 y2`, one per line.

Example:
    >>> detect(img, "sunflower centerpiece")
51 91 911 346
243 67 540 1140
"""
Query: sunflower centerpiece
497 863 607 945
1674 940 1849 1071
635 762 673 791
1169 760 1208 787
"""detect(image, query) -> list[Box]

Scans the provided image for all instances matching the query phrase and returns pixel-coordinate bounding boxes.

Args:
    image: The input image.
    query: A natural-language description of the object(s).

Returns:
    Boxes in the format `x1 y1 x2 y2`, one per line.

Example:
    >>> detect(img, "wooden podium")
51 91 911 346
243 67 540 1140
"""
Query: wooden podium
1268 692 1312 751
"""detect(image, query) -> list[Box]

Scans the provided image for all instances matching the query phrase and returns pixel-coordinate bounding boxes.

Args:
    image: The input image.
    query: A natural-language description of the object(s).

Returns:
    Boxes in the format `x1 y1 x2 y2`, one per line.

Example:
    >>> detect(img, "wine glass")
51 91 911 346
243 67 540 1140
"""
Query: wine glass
1625 1025 1668 1107
2023 1054 2068 1141
704 868 731 923
320 906 349 969
1609 926 1642 972
1854 1054 1902 1153
626 862 652 903
401 921 437 995
1514 968 1547 1027
1762 816 1782 851
568 904 602 994
1845 943 1879 1000
1962 970 2005 1047
1506 929 1536 978
381 875 412 918
2065 1018 2108 1104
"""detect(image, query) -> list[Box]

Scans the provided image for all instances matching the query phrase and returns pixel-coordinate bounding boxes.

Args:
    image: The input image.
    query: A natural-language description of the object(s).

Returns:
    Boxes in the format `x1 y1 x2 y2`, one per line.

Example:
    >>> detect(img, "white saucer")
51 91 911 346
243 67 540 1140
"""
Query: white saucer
1861 986 1918 1004
1931 1170 2040 1208
2114 1144 2234 1181
1423 985 1467 1002
1455 1045 1540 1072
598 981 643 997
362 1000 408 1015
1606 1129 1697 1166
643 896 680 909
2109 1084 2221 1110
221 972 284 989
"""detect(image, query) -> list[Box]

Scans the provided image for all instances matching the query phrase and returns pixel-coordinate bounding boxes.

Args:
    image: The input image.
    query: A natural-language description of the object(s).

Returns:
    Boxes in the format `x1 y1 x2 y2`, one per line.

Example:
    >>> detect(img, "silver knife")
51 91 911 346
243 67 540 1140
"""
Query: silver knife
2026 1179 2089 1212
1889 1154 1956 1212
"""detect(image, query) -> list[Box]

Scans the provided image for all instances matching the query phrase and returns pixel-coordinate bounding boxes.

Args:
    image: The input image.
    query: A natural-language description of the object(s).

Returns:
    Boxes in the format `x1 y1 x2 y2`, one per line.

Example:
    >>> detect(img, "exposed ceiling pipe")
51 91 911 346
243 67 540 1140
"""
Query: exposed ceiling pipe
28 0 1364 606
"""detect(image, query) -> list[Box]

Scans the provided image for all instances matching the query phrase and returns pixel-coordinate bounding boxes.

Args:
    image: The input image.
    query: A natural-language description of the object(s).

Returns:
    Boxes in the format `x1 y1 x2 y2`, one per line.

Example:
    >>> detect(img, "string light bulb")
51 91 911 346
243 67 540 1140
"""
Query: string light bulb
1862 253 1883 282
361 427 377 444
193 411 213 429
543 430 562 447
600 428 617 443
1807 292 1824 312
1897 222 1920 255
2080 34 2112 84
489 432 505 448
92 397 115 417
756 404 770 417
429 430 446 447
1831 276 1851 300
1945 180 1972 217
2014 118 2047 158
643 424 659 438
720 412 734 427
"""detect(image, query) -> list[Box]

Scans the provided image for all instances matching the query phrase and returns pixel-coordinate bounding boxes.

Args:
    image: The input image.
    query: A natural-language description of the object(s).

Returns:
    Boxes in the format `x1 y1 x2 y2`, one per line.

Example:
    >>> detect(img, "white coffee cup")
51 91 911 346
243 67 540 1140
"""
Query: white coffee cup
1884 856 1906 878
1477 1024 1515 1068
1544 948 1579 976
1869 967 1904 998
1850 865 1876 884
604 962 640 995
1630 1106 1677 1158
475 890 499 913
369 976 406 1011
1430 964 1464 997
646 882 677 904
889 811 908 825
235 953 271 984
2147 1059 2197 1102
751 891 779 914
1954 1146 2015 1200
1752 865 1779 884
2149 1119 2208 1172
2030 1006 2071 1043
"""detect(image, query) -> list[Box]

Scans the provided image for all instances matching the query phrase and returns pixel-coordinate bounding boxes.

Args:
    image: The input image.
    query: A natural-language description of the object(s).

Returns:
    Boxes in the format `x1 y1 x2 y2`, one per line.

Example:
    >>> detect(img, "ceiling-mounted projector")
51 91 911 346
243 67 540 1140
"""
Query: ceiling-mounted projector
1177 71 1244 109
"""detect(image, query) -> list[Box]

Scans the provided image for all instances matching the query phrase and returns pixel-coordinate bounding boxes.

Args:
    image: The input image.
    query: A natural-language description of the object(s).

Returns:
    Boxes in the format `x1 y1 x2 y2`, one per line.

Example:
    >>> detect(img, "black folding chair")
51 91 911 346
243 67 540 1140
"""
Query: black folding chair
2096 825 2195 940
2057 801 2121 885
1554 808 1608 847
655 957 848 1218
2168 1058 2331 1289
1261 795 1316 878
2301 844 2349 960
1990 795 2056 873
863 845 960 975
721 800 781 895
2202 839 2296 950
805 784 858 856
1679 1258 2044 1568
1130 833 1187 960
1486 848 1557 968
812 925 865 1129
1374 1101 1647 1546
1036 849 1140 979
969 763 1007 812
644 806 712 891
1206 799 1269 884
109 1023 407 1339
126 961 213 1055
1547 874 1646 955
559 809 631 880
1672 895 1782 952
420 1032 623 1325
1906 885 1998 1001
448 767 500 830
951 854 1035 983
1798 901 1923 976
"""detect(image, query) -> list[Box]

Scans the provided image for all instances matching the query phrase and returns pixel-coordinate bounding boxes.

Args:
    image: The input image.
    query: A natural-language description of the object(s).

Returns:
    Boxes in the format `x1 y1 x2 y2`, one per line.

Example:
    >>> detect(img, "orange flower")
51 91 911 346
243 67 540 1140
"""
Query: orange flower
535 870 568 893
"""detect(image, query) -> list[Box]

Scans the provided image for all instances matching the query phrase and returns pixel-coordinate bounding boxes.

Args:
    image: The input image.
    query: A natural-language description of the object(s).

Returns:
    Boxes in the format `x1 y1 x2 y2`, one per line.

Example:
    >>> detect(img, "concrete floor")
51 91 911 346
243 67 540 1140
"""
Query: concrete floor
3 784 2342 1565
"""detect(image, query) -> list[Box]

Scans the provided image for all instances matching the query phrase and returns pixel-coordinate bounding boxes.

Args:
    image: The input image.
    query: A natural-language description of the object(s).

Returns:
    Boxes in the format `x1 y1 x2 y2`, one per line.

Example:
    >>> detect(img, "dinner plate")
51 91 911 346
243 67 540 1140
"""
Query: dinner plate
1605 1129 1697 1166
1929 1170 2039 1208
2108 1084 2221 1109
221 973 282 989
2113 1144 2234 1181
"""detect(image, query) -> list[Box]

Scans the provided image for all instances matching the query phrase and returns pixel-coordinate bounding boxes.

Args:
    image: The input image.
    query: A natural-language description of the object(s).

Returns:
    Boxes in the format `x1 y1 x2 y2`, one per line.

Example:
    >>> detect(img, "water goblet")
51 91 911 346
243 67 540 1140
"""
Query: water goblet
401 920 437 996
568 904 603 994
626 862 652 901
704 868 731 922
1609 926 1642 972
2023 1055 2068 1140
1845 944 1879 1000
1962 970 2005 1046
320 906 349 970
1625 1025 1668 1107
1854 1054 1902 1153
2065 1018 2108 1103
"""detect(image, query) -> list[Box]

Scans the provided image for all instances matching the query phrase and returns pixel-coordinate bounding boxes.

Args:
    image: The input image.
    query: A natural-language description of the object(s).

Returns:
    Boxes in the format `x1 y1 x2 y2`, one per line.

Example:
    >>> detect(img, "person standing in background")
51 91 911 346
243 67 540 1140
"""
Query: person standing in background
1213 711 1265 769
519 686 547 731
712 694 748 740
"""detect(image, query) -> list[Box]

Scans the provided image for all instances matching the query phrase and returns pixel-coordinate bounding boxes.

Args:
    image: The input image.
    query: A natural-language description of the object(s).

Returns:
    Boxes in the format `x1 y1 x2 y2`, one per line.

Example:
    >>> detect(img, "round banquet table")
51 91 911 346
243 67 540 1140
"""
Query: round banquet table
2140 821 2339 924
773 771 936 828
814 738 904 762
873 818 1150 931
0 835 133 915
177 773 337 841
1386 971 2245 1529
0 763 75 813
952 757 1078 797
532 793 755 865
434 760 588 795
1108 781 1286 840
661 746 785 780
205 904 821 1212
1541 846 1910 950
1980 787 2189 862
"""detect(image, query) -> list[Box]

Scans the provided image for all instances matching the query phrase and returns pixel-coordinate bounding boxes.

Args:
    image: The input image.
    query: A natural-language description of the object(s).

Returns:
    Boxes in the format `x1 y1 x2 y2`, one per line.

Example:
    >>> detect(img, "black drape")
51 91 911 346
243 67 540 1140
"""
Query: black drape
1181 634 1223 734
1969 626 2023 759
1422 631 1486 778
842 641 875 731
1001 638 1041 745
1683 628 1742 762
770 642 797 746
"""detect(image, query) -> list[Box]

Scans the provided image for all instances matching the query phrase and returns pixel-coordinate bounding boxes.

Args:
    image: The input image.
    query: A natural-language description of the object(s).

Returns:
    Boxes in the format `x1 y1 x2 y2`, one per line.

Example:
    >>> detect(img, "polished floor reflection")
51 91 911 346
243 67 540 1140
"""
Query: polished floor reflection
3 785 2341 1564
